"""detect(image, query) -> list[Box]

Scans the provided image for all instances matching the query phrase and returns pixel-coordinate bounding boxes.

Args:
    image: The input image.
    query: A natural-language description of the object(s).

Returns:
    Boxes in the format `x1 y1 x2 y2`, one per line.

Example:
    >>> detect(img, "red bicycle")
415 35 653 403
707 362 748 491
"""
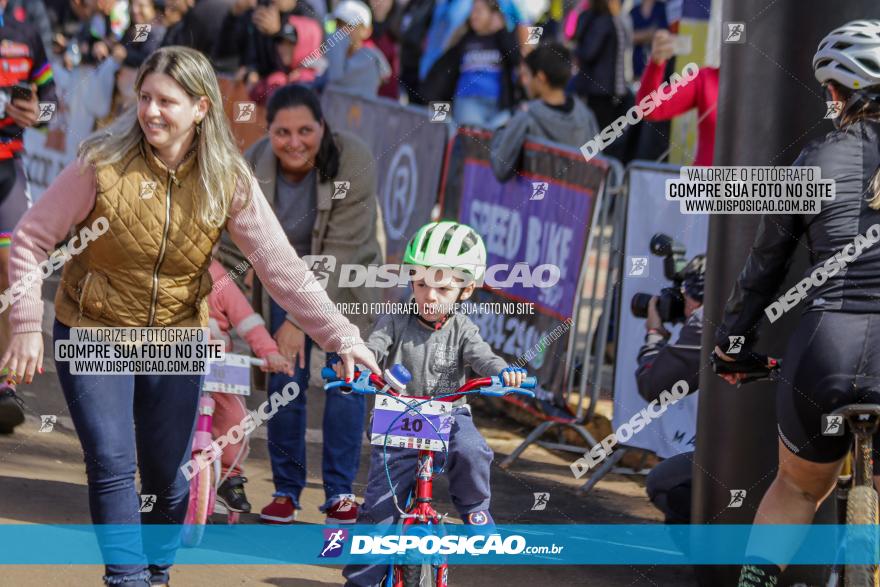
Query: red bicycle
322 364 536 587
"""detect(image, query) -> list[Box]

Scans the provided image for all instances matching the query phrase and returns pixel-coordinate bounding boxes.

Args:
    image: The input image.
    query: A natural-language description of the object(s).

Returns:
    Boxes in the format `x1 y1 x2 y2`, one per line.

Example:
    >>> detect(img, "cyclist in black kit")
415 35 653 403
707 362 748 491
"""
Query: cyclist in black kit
0 0 56 433
710 20 880 587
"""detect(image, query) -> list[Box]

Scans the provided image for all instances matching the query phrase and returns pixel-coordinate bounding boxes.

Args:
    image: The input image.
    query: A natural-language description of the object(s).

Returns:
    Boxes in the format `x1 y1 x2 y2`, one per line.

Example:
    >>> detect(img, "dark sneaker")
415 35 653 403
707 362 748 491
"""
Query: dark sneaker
215 476 251 513
0 385 25 434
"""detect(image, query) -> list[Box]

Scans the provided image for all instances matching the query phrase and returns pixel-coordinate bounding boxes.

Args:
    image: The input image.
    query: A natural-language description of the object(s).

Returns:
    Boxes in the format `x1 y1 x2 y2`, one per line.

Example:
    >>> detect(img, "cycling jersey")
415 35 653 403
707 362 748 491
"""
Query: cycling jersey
0 7 56 160
716 119 880 348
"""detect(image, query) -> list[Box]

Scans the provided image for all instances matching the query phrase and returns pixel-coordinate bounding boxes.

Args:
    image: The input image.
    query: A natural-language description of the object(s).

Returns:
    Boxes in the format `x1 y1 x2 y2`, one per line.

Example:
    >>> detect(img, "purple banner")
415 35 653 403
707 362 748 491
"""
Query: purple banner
459 160 595 319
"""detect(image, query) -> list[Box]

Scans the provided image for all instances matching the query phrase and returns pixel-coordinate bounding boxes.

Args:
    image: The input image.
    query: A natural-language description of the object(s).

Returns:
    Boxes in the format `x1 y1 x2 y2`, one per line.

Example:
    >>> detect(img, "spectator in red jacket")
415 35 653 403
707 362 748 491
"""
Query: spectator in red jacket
636 29 718 166
247 16 324 105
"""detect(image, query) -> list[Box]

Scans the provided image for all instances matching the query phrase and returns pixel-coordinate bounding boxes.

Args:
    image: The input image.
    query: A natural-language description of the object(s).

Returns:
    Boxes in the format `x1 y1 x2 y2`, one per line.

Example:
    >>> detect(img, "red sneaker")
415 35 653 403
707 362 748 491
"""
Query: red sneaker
323 494 359 524
259 496 298 524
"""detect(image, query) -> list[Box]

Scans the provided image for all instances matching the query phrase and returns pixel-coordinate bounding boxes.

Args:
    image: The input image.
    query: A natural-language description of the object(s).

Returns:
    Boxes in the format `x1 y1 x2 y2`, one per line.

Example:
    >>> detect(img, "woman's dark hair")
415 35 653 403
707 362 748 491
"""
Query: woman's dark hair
266 84 341 181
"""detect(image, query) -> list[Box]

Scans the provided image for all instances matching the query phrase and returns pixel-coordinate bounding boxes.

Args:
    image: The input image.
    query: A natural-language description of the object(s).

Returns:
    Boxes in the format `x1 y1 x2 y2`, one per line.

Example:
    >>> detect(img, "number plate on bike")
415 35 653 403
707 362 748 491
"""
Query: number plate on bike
370 396 454 452
202 353 252 396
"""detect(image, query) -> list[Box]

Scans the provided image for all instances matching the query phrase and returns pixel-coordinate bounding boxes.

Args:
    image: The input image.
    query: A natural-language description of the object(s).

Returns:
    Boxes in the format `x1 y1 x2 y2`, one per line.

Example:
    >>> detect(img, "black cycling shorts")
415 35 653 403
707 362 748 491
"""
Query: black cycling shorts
777 310 880 472
0 157 31 245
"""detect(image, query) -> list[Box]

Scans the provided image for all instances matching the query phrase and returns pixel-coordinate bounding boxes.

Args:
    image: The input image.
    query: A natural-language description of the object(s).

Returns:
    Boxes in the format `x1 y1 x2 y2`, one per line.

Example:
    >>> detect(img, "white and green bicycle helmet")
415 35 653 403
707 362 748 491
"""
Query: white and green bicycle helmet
403 221 487 283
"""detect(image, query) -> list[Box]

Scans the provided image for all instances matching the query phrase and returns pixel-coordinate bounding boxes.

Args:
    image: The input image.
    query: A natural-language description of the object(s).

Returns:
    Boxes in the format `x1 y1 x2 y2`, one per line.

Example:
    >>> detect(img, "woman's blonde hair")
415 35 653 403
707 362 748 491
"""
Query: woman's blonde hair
77 46 254 227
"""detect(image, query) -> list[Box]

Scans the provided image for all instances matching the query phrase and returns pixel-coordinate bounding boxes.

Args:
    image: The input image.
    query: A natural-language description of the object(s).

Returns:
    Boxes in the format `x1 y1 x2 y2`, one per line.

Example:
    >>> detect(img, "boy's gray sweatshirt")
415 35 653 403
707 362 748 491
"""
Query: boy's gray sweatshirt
489 97 600 181
365 313 507 399
325 34 391 98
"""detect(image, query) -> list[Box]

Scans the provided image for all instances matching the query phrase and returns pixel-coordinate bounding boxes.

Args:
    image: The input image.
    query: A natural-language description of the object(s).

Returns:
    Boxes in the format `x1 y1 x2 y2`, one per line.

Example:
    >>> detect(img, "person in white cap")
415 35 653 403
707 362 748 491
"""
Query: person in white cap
322 0 391 98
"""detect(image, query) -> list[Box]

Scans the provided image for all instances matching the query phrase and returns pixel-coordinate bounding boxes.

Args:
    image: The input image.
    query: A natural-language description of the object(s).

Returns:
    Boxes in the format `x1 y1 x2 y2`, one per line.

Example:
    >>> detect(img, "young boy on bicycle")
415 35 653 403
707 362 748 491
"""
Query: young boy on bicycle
340 221 526 587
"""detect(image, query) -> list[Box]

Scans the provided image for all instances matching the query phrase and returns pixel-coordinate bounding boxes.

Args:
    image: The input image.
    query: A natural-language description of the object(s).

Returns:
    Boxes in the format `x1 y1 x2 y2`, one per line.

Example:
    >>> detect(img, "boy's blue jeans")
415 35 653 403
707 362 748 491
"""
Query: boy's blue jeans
453 96 510 130
343 407 493 587
266 298 366 507
54 319 202 586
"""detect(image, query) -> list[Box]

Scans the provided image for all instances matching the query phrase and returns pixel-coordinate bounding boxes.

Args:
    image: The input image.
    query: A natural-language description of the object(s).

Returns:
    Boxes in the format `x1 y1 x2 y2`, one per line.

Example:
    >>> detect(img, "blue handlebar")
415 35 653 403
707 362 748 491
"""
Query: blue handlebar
480 375 536 398
321 367 536 398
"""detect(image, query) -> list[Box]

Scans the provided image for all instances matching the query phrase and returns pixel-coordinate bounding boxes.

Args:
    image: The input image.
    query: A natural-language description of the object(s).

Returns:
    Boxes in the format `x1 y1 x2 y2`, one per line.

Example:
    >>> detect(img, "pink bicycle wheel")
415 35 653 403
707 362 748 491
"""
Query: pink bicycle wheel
181 463 214 547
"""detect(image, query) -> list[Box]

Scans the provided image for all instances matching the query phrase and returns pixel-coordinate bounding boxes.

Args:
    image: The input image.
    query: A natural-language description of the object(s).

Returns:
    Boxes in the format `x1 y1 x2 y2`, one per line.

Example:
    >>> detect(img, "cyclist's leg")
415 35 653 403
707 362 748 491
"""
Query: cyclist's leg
343 445 418 587
53 319 150 586
738 441 843 586
445 406 494 525
739 311 866 586
265 298 311 504
132 372 202 580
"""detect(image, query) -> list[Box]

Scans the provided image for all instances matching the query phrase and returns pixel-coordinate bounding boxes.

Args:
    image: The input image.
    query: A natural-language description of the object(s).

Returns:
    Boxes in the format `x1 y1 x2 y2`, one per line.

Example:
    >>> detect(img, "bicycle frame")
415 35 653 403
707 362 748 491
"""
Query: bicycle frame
325 368 535 587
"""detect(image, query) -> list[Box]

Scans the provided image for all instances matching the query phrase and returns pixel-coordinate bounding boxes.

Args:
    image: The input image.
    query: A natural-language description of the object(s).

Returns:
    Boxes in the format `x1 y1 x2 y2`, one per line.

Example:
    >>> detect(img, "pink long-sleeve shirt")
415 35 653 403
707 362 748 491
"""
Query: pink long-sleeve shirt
8 160 361 353
207 259 278 356
636 59 718 167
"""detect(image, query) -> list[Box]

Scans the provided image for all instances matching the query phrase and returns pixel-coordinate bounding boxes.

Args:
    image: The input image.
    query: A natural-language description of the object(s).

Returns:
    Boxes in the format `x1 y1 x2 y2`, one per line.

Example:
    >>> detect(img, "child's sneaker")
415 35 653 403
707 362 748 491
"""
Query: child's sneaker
322 493 359 524
259 496 299 524
216 476 251 513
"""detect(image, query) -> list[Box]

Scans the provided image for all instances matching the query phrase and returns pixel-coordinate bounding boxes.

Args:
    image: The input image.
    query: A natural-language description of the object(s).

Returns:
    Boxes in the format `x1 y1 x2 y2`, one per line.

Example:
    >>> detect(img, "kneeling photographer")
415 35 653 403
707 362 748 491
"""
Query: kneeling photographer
634 253 705 524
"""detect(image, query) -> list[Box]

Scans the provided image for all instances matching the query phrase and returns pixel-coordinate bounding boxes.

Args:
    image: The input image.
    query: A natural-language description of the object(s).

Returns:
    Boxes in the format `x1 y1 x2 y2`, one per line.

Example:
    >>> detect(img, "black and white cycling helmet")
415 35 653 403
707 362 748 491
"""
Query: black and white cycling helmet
813 20 880 90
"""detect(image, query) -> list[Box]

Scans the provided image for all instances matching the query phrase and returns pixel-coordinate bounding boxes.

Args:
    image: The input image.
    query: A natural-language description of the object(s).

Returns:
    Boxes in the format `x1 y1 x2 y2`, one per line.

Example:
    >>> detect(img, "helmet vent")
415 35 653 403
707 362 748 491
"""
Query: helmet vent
857 58 880 75
439 226 456 255
461 230 478 253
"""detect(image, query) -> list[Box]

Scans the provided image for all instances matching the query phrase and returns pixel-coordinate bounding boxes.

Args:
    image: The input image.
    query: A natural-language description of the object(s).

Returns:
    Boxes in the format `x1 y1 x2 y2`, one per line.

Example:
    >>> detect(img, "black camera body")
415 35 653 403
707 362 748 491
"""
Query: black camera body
630 233 691 324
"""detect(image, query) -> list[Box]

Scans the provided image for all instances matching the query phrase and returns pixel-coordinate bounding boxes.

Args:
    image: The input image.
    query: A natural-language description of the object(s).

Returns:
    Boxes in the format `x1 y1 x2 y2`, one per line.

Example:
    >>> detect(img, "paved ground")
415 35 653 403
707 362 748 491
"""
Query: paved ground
0 289 696 586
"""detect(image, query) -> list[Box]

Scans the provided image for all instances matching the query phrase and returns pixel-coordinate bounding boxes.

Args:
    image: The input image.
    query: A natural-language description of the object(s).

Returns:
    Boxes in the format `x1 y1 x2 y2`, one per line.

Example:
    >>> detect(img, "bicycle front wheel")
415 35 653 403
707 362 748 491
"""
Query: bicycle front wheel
399 564 436 587
845 485 879 587
182 461 215 547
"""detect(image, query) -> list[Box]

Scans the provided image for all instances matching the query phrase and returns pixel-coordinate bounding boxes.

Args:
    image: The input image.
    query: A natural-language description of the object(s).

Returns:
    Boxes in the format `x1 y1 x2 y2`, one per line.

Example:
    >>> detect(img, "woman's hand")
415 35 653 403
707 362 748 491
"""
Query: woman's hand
274 320 306 370
263 351 294 376
0 332 44 385
713 345 746 385
650 29 675 64
338 343 380 382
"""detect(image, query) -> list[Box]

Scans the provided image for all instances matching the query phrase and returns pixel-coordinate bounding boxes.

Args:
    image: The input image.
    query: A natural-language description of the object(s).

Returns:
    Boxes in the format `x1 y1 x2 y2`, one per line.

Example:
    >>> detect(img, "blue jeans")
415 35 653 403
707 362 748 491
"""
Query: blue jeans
53 319 202 586
267 299 366 507
343 407 493 587
453 96 510 129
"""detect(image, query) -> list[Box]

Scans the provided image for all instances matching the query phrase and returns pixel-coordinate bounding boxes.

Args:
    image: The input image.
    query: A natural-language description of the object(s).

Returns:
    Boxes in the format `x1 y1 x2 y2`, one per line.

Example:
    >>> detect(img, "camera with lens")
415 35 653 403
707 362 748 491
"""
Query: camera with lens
631 233 704 325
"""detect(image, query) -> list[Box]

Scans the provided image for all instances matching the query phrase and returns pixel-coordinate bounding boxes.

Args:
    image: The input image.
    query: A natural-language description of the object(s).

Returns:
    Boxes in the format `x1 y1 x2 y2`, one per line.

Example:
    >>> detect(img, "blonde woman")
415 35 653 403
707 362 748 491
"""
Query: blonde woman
0 46 378 587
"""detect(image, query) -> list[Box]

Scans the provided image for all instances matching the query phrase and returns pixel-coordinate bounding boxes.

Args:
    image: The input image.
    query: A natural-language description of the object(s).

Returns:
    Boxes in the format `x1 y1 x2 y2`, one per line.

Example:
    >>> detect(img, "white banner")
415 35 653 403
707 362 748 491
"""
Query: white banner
611 163 709 459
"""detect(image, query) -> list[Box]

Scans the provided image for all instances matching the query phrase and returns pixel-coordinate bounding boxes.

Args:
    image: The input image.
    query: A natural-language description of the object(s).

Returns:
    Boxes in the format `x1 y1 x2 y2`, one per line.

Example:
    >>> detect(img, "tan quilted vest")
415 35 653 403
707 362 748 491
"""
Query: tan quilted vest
55 142 221 328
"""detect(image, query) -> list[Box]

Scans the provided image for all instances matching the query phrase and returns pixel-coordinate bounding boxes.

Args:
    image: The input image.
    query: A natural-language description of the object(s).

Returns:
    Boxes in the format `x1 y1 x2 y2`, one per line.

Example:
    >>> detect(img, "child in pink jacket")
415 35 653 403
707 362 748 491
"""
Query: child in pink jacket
207 257 292 514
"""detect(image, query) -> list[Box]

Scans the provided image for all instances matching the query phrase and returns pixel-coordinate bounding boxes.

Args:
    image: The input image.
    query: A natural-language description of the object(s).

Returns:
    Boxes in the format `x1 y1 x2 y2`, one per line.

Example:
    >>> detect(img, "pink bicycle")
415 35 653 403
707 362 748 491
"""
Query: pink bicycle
182 354 265 547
